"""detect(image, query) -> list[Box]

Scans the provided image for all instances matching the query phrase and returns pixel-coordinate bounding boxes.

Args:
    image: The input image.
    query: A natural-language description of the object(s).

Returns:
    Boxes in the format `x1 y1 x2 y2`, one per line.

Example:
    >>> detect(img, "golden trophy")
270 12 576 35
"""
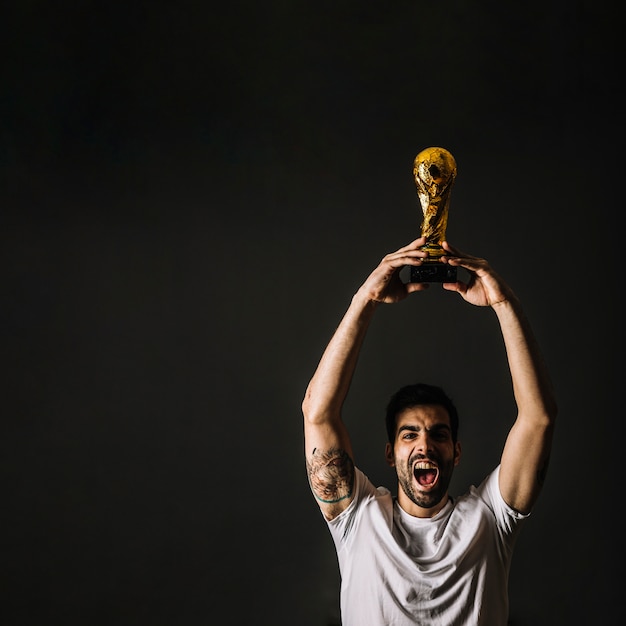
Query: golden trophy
410 146 458 283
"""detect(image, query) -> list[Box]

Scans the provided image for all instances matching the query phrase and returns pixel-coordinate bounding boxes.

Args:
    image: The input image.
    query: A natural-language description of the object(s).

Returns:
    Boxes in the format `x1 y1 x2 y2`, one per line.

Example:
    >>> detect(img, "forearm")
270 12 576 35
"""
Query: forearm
302 290 379 425
493 297 557 424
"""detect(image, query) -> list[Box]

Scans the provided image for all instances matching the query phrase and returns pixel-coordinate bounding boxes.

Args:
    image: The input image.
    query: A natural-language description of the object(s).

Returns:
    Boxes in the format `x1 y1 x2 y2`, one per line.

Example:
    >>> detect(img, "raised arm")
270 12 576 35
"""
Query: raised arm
443 242 558 514
302 238 430 520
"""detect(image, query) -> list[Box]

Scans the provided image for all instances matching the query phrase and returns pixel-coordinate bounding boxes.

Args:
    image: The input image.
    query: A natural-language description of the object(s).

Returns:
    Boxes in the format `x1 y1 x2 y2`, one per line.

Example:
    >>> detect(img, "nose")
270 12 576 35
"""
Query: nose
416 432 434 454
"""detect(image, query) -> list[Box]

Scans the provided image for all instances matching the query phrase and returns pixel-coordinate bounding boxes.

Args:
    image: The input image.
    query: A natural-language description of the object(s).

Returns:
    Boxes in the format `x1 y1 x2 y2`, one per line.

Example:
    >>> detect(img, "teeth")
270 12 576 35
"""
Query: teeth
414 462 436 470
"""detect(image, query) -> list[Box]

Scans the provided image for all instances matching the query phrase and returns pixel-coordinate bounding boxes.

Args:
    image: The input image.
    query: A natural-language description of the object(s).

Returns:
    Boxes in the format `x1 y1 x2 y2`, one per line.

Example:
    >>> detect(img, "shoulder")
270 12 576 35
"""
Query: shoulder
327 468 393 534
460 466 530 532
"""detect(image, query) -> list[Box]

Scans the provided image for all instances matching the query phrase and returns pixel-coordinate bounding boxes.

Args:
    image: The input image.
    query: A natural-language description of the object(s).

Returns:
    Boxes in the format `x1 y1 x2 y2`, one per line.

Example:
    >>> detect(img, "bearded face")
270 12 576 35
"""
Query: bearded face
385 404 461 517
394 446 456 510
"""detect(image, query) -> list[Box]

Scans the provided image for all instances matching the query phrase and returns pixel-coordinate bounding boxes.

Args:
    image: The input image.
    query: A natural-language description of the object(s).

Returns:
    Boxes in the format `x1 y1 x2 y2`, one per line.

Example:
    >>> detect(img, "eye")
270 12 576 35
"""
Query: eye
432 430 450 441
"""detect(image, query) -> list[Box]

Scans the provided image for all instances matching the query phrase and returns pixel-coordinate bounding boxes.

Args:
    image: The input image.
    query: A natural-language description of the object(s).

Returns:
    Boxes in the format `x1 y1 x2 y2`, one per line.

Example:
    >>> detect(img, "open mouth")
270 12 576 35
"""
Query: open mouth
413 461 439 487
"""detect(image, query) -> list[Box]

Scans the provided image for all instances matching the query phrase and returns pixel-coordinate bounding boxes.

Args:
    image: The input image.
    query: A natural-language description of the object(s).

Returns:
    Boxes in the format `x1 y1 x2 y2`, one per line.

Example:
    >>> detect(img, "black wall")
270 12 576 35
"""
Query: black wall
2 2 622 624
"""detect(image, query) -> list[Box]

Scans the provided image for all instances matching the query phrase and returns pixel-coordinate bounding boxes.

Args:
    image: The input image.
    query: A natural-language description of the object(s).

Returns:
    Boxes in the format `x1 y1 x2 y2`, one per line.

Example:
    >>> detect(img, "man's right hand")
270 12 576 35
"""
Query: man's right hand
357 237 432 304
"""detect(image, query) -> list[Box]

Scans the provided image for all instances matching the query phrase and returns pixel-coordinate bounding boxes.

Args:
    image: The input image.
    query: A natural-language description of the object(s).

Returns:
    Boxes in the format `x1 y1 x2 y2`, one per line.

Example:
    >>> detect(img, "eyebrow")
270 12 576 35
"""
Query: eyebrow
398 423 451 434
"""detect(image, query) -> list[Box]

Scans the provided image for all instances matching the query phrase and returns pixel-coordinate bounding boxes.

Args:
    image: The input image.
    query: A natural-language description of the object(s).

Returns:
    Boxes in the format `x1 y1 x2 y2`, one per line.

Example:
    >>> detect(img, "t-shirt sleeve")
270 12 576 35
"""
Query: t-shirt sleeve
326 467 387 546
475 464 530 535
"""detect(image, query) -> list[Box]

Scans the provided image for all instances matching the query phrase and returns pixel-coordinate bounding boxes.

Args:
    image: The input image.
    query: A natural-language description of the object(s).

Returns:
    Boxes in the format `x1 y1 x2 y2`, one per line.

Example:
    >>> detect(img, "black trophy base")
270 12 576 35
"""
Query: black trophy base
410 263 457 283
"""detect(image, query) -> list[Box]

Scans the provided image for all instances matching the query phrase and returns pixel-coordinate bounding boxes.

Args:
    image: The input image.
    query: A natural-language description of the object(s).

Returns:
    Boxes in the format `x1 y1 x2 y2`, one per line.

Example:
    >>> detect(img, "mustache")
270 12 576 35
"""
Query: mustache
409 452 439 466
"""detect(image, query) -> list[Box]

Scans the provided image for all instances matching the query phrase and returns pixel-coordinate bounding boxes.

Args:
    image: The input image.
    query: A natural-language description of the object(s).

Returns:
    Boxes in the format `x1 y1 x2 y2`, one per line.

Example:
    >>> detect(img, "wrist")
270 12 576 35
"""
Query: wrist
491 294 522 318
352 289 380 311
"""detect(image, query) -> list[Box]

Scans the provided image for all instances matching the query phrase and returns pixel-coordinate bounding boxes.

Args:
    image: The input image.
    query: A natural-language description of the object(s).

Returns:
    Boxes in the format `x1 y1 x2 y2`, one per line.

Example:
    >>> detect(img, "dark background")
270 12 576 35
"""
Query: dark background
1 1 622 624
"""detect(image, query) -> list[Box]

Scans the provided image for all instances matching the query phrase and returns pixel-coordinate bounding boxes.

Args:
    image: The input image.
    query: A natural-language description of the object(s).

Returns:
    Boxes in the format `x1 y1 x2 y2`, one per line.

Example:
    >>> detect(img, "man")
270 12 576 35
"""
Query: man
301 236 557 625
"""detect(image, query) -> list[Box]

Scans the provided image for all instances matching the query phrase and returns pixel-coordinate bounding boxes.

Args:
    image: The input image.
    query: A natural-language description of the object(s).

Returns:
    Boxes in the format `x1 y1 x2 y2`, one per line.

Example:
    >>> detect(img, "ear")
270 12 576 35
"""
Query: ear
453 441 462 466
385 442 395 467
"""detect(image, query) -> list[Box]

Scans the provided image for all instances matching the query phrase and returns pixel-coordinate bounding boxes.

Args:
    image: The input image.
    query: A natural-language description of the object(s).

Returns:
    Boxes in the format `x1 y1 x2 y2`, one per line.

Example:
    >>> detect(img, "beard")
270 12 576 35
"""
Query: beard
396 453 455 510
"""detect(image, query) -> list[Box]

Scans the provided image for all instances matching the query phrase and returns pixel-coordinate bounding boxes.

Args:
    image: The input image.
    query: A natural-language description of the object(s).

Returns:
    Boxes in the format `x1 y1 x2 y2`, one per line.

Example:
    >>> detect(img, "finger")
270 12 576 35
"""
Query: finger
442 280 467 295
448 256 489 275
405 282 430 294
384 251 429 270
387 238 430 261
441 240 479 260
395 237 428 254
441 240 463 256
382 250 426 270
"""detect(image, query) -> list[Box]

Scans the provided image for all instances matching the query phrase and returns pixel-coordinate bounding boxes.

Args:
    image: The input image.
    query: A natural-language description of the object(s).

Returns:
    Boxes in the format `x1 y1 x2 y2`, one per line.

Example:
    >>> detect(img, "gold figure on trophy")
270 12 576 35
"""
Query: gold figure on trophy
410 147 458 282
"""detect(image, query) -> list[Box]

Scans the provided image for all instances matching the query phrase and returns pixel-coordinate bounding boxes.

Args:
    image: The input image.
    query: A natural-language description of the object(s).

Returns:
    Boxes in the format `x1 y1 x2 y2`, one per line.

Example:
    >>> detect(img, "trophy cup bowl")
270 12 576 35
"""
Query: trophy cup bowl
410 146 458 283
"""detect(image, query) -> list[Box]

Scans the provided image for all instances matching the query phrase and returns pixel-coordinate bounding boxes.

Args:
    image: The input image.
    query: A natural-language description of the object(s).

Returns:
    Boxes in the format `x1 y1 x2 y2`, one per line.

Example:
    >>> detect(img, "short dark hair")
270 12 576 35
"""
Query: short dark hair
385 383 459 445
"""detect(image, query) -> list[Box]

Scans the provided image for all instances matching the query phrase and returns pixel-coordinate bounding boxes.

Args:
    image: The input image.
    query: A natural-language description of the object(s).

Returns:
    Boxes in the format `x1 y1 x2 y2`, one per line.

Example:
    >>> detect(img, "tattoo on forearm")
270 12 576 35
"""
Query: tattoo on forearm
307 447 355 504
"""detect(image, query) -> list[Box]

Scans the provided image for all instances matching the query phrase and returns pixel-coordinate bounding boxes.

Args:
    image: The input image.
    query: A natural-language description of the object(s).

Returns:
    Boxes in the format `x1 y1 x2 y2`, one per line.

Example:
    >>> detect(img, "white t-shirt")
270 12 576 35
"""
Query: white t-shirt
326 464 529 626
